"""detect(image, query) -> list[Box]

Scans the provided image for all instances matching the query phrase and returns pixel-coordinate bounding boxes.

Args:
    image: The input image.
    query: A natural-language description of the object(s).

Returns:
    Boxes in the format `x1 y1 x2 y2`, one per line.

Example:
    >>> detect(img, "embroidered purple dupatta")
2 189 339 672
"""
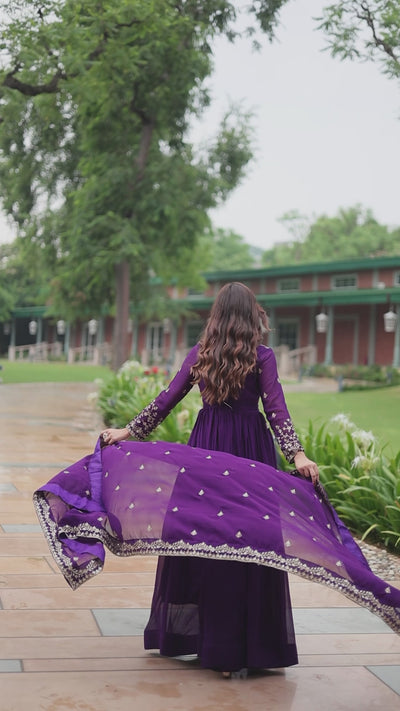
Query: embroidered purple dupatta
33 437 400 635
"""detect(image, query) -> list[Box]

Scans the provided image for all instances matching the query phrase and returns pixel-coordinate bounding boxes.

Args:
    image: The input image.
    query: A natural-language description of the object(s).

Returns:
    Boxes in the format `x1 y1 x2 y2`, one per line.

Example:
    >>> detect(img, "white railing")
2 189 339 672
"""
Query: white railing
67 343 112 365
274 345 317 377
8 342 62 362
8 341 112 365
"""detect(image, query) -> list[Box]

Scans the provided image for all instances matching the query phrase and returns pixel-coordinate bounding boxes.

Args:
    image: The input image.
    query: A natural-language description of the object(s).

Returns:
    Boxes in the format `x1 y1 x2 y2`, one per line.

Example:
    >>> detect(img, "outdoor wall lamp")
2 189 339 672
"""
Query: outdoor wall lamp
315 310 328 334
383 307 397 333
56 319 66 336
88 319 98 336
162 318 172 334
29 319 38 336
3 322 10 336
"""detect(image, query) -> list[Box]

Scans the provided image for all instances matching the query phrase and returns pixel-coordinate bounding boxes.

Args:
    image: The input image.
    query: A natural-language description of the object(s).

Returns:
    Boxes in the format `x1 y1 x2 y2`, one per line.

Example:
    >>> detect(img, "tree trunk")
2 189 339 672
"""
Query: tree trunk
112 260 130 370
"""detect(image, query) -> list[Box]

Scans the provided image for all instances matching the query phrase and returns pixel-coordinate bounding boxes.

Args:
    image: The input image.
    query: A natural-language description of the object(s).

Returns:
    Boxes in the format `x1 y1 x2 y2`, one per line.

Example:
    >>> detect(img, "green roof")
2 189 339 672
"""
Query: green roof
203 255 400 281
183 287 400 311
12 306 48 318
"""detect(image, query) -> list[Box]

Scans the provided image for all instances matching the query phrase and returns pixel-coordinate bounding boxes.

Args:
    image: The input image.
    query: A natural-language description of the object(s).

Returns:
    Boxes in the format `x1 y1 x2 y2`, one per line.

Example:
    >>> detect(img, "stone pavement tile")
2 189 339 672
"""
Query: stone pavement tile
102 556 158 573
367 666 400 696
0 666 399 711
0 500 37 514
23 655 191 673
293 607 394 635
0 585 154 610
297 633 400 654
0 634 145 660
0 557 53 575
0 609 100 637
0 660 21 672
0 571 155 589
0 536 51 555
0 483 17 493
0 511 39 525
289 581 358 608
93 608 150 636
2 525 42 534
299 654 400 667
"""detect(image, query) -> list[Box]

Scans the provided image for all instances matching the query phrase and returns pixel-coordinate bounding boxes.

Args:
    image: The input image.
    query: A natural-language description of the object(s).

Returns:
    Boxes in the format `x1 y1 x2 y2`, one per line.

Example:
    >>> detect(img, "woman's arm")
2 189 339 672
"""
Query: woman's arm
102 345 199 445
258 346 319 482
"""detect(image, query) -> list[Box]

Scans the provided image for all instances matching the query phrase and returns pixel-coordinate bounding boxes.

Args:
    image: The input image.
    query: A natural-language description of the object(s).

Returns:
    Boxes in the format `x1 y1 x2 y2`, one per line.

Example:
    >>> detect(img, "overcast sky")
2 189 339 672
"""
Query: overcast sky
1 0 399 251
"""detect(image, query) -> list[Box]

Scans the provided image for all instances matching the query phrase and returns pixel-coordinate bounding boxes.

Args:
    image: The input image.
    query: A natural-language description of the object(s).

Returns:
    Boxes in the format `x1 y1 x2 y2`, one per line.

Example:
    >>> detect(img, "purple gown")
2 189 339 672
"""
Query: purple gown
33 345 400 671
132 345 301 670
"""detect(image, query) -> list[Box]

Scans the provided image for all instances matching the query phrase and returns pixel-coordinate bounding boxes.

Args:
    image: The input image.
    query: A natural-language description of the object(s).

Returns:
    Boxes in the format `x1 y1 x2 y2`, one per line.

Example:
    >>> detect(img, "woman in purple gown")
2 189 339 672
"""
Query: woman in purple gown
33 283 400 678
101 282 319 675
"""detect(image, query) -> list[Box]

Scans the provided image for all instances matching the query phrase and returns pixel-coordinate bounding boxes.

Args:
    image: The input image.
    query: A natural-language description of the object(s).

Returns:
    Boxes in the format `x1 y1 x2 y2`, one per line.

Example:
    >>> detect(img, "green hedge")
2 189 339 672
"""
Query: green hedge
278 414 400 552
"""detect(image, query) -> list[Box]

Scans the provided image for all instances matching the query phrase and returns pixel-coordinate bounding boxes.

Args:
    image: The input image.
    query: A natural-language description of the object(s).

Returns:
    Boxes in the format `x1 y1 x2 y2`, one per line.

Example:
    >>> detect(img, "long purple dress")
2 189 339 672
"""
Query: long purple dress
33 345 400 669
130 345 302 670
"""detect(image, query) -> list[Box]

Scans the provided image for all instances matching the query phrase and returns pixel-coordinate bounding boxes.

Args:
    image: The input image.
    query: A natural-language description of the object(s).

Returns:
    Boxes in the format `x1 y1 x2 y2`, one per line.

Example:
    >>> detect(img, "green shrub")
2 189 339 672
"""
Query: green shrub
312 363 400 386
278 413 400 552
95 359 200 444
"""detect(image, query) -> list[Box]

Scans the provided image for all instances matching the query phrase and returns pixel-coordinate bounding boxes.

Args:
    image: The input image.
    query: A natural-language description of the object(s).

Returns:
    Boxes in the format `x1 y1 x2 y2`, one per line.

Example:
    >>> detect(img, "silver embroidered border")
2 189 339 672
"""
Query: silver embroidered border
33 492 400 634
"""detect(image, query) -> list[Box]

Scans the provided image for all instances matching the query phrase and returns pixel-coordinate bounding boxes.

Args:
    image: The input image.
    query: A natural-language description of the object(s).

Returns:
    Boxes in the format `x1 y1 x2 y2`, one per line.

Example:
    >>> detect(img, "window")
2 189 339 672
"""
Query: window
277 321 298 350
332 274 357 289
394 272 400 287
277 278 300 292
147 323 164 363
186 321 204 348
187 287 204 297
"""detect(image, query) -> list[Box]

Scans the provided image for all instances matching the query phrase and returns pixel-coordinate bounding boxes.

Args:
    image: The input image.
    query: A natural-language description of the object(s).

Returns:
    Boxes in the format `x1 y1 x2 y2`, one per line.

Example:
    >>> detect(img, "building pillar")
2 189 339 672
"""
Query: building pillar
368 304 376 365
268 308 276 348
324 305 334 365
64 323 70 359
308 307 316 345
393 310 400 368
8 319 16 360
353 314 359 365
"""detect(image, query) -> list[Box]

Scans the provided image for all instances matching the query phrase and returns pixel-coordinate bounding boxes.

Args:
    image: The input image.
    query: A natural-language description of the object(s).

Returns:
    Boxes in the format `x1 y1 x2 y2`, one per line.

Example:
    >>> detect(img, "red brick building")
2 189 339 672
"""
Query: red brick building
3 256 400 371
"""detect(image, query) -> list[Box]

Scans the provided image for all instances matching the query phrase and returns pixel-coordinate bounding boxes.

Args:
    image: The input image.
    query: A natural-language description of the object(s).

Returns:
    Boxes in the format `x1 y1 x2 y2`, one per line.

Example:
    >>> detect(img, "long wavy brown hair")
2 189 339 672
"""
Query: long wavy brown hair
191 282 269 405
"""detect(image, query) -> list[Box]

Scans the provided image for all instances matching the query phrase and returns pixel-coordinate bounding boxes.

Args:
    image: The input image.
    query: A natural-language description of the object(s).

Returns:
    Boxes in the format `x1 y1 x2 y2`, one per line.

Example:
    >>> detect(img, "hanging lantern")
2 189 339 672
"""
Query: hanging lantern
162 318 172 334
3 322 10 336
56 319 66 336
383 308 397 333
29 320 38 336
88 319 98 336
315 311 328 334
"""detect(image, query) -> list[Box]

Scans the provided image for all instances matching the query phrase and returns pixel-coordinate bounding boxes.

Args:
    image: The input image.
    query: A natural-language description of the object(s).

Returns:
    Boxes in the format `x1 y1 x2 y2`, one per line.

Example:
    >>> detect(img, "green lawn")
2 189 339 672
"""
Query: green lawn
285 385 400 458
0 359 112 384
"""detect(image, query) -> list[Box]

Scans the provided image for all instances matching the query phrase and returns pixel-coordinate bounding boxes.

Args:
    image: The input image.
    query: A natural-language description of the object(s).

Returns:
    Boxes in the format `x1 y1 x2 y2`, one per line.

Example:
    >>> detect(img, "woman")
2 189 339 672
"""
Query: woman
101 282 319 675
34 283 400 678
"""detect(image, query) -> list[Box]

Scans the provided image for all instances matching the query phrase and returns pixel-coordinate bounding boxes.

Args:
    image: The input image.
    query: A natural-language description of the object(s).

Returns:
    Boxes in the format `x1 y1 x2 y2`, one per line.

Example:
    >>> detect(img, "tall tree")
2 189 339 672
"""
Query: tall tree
318 1 400 79
201 226 257 271
261 205 400 266
0 0 289 368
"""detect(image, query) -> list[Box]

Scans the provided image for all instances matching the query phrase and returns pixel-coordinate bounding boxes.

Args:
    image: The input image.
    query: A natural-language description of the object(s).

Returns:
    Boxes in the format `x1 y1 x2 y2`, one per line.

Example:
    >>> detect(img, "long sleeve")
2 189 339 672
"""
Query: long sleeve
126 345 199 440
257 345 304 463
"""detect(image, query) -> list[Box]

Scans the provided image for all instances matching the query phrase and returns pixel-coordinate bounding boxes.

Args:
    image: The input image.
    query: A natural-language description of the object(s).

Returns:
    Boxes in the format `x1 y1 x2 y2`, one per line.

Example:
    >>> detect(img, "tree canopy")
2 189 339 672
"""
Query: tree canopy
0 0 286 366
261 205 400 267
318 1 400 80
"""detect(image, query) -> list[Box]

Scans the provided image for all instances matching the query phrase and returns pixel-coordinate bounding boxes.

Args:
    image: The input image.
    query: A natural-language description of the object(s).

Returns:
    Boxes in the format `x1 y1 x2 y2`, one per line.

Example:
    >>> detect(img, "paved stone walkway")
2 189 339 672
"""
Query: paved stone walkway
0 381 399 710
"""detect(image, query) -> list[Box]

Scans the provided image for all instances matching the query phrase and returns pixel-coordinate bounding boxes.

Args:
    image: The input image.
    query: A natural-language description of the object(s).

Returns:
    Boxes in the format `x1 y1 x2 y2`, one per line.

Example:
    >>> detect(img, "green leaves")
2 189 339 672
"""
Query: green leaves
262 205 400 266
279 414 400 551
96 359 200 442
318 1 400 79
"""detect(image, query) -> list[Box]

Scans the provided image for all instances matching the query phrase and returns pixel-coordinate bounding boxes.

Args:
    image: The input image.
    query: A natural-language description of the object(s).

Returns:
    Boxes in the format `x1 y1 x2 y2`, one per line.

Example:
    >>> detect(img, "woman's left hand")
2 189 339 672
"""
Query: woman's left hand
293 450 319 484
101 427 130 445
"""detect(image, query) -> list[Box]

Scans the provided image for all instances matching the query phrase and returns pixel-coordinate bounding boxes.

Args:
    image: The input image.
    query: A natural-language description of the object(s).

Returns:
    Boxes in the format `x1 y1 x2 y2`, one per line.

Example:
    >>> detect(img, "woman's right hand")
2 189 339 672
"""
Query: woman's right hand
101 427 130 446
